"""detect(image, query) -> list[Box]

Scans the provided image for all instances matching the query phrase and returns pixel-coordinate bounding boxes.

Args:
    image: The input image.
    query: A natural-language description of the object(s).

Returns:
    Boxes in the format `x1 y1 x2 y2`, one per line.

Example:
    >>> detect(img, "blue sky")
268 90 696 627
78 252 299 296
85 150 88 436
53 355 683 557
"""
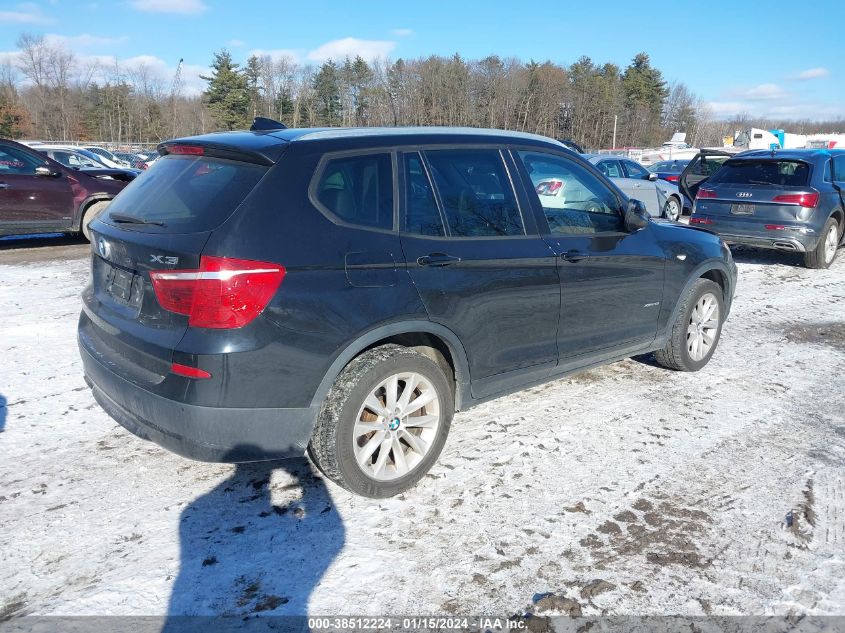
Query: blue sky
0 0 842 120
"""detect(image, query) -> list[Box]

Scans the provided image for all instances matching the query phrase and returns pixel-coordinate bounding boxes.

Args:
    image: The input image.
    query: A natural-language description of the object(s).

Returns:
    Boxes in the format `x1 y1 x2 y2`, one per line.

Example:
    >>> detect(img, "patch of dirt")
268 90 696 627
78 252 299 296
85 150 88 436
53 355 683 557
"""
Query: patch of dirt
784 322 845 352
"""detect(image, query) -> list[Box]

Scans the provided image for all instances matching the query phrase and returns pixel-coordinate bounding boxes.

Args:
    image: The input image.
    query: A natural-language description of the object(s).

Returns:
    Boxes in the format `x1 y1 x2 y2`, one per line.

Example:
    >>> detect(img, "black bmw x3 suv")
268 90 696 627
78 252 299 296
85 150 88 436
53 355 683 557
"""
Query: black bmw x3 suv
79 125 736 497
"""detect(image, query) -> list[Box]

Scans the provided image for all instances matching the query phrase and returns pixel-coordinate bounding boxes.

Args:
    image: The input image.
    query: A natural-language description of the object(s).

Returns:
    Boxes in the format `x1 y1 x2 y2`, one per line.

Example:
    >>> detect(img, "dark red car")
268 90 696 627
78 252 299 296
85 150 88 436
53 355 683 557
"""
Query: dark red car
0 139 133 240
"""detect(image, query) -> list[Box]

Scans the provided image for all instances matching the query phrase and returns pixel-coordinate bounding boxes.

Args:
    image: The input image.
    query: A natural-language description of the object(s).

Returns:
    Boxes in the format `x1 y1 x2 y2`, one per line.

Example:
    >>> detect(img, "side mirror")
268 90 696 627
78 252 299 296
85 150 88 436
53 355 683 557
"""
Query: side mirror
624 199 650 232
648 172 658 181
34 165 59 177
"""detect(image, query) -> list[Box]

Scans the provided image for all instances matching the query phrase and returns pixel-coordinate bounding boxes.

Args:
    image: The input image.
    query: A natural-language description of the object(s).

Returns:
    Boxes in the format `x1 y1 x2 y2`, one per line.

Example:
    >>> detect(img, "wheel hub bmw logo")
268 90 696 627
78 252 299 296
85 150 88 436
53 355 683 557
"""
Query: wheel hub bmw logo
389 418 401 431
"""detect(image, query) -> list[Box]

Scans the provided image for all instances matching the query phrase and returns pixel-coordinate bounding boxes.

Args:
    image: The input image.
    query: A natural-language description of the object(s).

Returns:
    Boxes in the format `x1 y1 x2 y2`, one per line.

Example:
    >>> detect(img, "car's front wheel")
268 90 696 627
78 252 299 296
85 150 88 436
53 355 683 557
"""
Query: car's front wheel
804 216 840 269
308 344 454 498
654 278 725 371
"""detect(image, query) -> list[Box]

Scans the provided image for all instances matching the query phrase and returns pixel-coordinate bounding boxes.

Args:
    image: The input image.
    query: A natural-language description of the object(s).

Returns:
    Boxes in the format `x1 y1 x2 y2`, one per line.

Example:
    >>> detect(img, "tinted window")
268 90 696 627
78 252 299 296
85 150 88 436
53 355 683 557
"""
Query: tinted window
833 156 845 182
707 159 810 187
824 159 832 183
425 149 524 237
623 160 650 179
596 160 623 178
519 151 622 235
104 155 267 231
691 155 731 177
315 153 393 230
403 153 444 236
0 145 41 175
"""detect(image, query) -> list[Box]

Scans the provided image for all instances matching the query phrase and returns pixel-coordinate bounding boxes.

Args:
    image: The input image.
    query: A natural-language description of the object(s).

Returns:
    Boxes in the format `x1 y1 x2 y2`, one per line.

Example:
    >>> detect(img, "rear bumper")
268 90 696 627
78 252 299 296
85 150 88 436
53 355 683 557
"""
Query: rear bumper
80 338 319 463
719 232 810 253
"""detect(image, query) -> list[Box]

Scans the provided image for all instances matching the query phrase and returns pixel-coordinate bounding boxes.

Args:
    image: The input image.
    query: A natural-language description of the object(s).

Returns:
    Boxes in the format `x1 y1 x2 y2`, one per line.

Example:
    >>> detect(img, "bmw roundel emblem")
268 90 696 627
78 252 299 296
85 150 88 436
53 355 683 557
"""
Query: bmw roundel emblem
97 237 111 259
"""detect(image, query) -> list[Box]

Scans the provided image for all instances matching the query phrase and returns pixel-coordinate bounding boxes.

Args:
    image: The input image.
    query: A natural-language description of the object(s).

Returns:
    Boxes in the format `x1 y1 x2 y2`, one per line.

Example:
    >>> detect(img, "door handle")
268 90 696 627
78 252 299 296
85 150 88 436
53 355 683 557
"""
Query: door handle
561 250 590 263
417 253 461 267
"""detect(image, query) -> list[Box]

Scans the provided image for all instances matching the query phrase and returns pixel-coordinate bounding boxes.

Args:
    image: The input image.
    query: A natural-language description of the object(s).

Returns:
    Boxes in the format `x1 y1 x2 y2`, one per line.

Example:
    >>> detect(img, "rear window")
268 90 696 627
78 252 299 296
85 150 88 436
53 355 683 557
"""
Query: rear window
104 155 267 231
707 159 810 187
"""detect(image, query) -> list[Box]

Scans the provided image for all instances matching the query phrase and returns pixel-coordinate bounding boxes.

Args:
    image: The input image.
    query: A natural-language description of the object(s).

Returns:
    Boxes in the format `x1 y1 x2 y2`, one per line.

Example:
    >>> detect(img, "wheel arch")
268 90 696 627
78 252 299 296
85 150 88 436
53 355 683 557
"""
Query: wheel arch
665 259 734 334
309 320 472 411
73 194 114 231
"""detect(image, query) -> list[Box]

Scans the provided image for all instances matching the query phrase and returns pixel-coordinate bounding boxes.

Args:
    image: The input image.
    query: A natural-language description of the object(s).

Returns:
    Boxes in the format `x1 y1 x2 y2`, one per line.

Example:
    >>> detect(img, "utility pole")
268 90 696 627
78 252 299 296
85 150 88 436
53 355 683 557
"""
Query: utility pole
612 114 618 149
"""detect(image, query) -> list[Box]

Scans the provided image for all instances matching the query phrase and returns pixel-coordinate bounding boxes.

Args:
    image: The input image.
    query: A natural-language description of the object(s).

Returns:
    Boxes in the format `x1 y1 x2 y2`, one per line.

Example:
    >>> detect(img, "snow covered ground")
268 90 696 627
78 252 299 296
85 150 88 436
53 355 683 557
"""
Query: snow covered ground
1 238 844 621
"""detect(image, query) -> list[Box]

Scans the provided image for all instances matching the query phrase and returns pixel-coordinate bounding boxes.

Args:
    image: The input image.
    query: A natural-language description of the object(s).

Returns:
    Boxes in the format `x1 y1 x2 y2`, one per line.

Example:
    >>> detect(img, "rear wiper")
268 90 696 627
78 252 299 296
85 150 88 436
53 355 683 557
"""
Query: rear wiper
110 213 166 227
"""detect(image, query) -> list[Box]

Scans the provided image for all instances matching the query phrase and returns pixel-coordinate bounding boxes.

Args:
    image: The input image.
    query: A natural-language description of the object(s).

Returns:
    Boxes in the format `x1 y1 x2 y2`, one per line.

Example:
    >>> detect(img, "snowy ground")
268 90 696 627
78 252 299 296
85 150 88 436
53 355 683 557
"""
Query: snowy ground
1 235 844 621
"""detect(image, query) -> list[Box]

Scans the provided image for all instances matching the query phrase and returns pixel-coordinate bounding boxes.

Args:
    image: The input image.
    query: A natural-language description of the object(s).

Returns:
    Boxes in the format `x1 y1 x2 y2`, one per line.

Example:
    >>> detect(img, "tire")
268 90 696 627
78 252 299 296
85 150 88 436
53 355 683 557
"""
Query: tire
654 278 725 372
307 344 454 498
662 196 681 222
80 200 110 241
803 216 840 269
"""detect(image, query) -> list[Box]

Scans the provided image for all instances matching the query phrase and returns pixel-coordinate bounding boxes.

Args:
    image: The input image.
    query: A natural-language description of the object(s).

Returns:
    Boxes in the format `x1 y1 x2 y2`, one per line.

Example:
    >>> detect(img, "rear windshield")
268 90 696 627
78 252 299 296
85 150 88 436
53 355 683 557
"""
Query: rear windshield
707 159 810 187
103 155 268 231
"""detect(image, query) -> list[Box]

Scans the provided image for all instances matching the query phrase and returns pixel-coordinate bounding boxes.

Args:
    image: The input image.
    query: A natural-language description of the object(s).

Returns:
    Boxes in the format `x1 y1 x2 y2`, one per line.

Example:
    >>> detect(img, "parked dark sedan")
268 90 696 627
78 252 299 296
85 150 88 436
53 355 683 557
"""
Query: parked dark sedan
0 138 130 240
682 148 845 268
649 159 690 183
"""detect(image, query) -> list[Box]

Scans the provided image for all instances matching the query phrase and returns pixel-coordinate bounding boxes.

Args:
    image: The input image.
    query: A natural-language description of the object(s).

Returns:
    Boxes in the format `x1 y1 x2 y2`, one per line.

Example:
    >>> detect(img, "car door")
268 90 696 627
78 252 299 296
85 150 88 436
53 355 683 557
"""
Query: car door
398 147 561 399
620 159 661 214
679 150 734 203
513 149 666 365
0 144 74 230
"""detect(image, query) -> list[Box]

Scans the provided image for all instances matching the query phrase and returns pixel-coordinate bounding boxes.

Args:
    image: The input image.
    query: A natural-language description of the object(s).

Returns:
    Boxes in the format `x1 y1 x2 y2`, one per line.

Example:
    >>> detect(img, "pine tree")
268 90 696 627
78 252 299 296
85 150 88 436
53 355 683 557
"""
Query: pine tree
313 60 341 126
201 50 250 131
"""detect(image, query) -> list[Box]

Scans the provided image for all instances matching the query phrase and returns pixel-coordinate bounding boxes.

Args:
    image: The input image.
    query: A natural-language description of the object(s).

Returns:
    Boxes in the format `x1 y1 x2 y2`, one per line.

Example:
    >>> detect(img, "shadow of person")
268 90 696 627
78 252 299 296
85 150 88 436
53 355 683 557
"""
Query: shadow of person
163 446 344 632
0 394 6 433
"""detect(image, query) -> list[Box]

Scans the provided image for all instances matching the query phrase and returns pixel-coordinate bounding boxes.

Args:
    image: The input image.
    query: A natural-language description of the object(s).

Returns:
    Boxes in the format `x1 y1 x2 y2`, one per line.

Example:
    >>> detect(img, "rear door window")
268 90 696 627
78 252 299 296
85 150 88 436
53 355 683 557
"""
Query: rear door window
707 160 810 187
424 148 524 237
104 155 268 232
596 160 623 178
314 153 394 230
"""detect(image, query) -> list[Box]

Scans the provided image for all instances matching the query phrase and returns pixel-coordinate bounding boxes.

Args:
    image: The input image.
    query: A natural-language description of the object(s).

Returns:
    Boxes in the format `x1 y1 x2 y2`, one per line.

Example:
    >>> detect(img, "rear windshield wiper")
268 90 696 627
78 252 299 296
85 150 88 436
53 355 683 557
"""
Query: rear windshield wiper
109 212 166 227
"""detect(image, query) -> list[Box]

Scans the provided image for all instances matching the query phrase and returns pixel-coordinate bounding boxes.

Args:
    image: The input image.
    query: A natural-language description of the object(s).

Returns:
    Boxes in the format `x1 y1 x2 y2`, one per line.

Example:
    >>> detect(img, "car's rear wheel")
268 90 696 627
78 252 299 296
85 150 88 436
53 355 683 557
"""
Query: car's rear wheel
804 216 840 269
662 196 681 222
308 344 453 498
80 200 110 241
654 278 725 371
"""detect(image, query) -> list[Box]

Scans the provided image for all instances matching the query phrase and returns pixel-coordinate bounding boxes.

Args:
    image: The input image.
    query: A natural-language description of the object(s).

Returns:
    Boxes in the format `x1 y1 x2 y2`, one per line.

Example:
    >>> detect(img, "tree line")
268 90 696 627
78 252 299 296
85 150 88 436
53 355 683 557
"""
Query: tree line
0 33 841 150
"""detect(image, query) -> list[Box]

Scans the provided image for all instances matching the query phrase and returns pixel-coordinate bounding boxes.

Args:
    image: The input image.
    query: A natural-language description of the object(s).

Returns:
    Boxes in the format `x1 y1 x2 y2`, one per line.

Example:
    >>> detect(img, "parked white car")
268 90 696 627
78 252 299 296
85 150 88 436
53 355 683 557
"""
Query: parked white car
585 154 684 221
83 146 131 169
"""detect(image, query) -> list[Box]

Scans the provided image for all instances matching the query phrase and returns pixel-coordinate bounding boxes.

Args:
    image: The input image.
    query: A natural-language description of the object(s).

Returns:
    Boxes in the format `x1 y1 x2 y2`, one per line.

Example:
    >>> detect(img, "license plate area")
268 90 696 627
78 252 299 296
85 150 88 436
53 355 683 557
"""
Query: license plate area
105 264 142 307
731 203 756 216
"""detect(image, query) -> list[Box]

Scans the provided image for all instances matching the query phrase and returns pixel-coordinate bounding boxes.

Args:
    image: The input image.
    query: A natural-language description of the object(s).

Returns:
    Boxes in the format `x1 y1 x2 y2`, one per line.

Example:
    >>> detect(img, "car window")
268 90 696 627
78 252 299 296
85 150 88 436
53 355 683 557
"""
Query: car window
833 156 845 182
707 159 810 187
424 149 524 237
824 159 832 183
692 155 731 177
518 151 623 235
596 160 623 178
0 146 42 175
315 153 394 231
623 160 650 179
403 153 444 236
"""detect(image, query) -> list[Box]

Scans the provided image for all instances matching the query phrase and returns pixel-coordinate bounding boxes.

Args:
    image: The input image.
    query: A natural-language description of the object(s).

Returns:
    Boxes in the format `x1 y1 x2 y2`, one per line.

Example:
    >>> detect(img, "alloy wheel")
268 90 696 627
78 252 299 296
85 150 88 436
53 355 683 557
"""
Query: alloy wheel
353 372 441 481
824 224 838 264
687 293 720 362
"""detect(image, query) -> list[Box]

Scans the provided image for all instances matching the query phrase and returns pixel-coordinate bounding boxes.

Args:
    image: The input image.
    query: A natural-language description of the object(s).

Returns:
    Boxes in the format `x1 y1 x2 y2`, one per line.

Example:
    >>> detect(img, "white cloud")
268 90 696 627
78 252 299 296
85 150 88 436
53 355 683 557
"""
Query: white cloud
44 33 129 48
391 28 413 37
0 4 52 24
740 83 788 101
707 99 845 121
307 37 396 62
249 48 302 64
130 0 206 14
795 67 830 80
227 39 245 48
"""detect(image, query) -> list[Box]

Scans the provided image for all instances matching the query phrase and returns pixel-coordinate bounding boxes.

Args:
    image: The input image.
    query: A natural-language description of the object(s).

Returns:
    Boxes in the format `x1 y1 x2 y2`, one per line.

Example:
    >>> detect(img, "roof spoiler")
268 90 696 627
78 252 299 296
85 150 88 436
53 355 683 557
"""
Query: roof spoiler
250 117 287 132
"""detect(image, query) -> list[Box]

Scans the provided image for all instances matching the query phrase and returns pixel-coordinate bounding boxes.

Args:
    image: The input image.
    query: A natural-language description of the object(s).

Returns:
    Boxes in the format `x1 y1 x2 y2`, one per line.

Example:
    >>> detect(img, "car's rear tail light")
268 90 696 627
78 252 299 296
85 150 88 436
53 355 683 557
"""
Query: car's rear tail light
696 188 717 199
166 144 205 156
170 363 211 379
149 256 285 329
771 192 819 207
666 175 679 182
690 216 714 225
